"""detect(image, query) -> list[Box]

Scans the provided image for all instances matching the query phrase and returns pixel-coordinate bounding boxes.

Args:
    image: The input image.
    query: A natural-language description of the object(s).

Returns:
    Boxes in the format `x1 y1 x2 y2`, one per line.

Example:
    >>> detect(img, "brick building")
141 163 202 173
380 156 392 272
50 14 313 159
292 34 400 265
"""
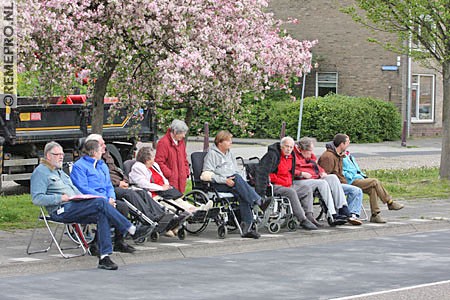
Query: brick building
269 0 442 137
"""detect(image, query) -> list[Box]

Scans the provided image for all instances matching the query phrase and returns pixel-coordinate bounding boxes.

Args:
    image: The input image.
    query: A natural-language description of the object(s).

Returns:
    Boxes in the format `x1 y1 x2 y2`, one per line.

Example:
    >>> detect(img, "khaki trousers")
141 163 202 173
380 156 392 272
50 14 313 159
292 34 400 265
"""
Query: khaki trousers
352 178 392 215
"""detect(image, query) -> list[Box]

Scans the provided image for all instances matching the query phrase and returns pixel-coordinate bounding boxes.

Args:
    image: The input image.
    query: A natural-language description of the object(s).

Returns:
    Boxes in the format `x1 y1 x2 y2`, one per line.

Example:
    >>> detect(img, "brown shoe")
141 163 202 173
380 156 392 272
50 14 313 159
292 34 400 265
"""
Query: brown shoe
370 214 386 223
388 201 404 210
347 214 362 226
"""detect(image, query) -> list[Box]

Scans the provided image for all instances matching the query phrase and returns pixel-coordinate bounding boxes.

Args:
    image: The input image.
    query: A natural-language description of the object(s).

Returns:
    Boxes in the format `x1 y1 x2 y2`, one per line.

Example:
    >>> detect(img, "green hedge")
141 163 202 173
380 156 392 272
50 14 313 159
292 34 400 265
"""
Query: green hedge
157 94 402 143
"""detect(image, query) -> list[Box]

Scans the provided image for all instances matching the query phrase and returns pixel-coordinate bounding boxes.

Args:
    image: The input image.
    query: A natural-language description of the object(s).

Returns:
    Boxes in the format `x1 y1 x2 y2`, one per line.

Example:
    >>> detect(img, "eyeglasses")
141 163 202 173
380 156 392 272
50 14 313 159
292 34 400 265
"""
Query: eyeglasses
50 153 65 157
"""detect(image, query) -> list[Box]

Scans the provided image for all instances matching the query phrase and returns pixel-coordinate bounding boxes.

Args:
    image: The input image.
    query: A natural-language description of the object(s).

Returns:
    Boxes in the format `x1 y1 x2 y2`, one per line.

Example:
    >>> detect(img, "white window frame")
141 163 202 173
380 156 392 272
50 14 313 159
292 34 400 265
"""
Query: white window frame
411 15 436 53
411 73 435 123
315 72 338 97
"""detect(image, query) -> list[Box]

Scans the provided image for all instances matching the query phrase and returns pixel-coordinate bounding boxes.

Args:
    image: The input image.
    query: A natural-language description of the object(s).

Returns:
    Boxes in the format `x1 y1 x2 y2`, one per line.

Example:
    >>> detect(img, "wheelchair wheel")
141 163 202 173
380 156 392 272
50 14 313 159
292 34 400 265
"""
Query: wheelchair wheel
287 219 297 231
183 189 209 206
268 222 280 234
217 224 227 239
66 224 95 245
327 217 336 227
150 231 159 242
134 237 147 244
177 228 186 240
184 189 211 235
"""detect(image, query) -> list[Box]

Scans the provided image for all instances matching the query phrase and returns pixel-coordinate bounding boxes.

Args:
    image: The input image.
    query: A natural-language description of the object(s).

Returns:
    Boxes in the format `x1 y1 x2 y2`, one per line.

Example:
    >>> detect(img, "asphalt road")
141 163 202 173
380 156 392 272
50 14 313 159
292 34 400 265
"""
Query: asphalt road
1 229 449 300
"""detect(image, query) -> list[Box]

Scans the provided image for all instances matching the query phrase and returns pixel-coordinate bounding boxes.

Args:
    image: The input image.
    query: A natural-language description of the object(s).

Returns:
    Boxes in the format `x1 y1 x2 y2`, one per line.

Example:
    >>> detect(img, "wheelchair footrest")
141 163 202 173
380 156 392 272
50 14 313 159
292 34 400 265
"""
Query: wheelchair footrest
206 207 220 219
155 213 176 233
191 210 208 222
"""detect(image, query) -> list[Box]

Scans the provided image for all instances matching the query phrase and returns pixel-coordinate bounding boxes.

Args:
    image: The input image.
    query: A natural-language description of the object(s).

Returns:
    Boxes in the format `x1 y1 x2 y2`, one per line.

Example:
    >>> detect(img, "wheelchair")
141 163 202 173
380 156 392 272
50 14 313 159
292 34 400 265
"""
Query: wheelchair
238 156 297 234
188 151 243 238
124 158 224 239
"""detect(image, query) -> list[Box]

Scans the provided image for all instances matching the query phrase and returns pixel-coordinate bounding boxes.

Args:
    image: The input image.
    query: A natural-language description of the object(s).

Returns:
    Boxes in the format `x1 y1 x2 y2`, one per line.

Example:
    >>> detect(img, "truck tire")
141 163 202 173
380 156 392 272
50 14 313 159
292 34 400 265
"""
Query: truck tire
14 180 31 187
106 144 123 170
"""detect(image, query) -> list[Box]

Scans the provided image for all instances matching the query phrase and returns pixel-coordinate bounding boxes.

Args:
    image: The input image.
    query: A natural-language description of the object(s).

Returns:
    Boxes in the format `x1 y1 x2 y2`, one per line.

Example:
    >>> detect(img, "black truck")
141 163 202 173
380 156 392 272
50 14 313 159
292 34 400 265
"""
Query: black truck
0 95 157 191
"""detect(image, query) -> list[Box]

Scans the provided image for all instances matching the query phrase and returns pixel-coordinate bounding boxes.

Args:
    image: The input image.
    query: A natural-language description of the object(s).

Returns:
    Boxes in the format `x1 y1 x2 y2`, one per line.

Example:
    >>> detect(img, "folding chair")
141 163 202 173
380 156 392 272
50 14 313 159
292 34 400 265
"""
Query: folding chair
26 207 89 258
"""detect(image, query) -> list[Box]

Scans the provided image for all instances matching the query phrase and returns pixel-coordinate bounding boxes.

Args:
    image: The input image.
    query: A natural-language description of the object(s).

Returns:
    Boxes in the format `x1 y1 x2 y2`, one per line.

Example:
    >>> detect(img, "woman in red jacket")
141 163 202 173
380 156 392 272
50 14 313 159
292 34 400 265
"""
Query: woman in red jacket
155 119 190 193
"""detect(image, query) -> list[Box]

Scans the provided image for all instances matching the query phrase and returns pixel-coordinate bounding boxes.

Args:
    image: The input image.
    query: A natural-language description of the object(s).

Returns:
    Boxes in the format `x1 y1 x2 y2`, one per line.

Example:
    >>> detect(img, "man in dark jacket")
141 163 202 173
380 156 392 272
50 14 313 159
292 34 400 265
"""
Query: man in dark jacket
254 136 317 230
318 133 364 224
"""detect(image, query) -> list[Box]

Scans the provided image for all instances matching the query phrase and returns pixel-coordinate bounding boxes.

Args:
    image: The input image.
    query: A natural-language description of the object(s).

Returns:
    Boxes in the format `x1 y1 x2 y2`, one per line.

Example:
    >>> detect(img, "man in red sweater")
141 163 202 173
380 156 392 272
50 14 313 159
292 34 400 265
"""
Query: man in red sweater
254 136 317 230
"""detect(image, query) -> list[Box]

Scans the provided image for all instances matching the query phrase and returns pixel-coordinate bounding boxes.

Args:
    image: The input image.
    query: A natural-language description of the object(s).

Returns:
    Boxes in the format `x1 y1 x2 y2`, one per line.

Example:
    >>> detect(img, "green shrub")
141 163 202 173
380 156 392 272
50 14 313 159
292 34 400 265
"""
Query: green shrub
157 94 402 143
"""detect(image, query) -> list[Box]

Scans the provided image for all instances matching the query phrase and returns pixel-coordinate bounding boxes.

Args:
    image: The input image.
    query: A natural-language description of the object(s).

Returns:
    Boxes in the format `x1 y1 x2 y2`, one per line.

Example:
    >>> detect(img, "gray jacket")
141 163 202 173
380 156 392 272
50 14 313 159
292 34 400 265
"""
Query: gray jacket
30 159 80 214
202 144 240 184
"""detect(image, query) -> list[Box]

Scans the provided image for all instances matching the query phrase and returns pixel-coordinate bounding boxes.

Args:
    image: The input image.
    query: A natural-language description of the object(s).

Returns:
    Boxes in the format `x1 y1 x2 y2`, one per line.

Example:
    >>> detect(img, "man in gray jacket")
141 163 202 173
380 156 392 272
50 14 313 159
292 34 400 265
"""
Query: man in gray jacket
202 130 270 239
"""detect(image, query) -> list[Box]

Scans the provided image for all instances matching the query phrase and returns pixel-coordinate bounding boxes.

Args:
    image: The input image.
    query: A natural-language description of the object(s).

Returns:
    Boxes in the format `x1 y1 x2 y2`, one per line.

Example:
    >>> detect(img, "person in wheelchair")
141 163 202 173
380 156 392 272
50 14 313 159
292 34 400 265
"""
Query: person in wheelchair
254 136 318 230
70 140 157 253
294 137 362 226
85 134 185 238
201 130 270 239
31 142 153 270
129 146 213 221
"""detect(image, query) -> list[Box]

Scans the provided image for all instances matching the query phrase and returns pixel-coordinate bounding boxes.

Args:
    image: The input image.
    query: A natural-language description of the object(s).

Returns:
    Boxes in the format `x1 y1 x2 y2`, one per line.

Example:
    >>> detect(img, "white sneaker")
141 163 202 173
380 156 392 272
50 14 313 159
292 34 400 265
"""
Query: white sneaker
199 200 214 211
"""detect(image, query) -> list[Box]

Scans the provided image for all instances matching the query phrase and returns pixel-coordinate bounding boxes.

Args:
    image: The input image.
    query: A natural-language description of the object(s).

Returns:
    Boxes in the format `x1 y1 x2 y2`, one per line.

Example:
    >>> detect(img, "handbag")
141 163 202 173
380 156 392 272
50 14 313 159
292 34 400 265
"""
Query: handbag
157 188 183 200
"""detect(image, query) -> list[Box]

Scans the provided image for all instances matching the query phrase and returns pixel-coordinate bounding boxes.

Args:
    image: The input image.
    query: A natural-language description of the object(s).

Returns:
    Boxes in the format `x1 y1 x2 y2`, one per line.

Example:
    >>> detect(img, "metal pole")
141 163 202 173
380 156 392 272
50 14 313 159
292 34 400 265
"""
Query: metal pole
296 74 307 141
406 35 412 138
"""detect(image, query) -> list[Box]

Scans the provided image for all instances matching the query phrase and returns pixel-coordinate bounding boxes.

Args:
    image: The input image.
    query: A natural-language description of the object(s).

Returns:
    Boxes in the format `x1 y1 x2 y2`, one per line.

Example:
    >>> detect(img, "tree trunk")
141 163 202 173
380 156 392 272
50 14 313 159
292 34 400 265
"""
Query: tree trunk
440 61 450 180
91 60 117 134
185 105 193 129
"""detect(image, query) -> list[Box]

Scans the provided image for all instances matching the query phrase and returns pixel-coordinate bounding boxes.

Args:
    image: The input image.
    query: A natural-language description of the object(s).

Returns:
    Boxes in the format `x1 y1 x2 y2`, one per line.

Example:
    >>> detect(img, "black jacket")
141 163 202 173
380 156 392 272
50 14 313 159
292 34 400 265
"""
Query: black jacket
253 142 296 196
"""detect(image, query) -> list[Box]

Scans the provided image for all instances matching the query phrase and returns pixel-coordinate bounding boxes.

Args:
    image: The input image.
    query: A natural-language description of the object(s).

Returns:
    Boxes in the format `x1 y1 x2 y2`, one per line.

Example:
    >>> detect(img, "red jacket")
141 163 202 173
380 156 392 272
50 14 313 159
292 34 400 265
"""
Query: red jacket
294 147 324 180
155 129 190 193
269 152 293 187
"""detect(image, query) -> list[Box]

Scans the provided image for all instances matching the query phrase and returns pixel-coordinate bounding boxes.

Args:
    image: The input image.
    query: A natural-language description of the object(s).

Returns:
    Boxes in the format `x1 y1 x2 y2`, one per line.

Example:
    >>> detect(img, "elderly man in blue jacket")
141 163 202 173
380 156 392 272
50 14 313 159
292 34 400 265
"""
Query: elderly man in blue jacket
31 141 153 270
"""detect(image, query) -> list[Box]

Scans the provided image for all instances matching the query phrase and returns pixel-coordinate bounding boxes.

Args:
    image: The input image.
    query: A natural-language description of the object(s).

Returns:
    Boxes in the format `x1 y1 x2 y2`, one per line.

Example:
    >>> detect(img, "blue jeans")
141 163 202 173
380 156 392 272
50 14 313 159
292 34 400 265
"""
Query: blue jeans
342 184 363 216
213 174 260 224
50 198 132 256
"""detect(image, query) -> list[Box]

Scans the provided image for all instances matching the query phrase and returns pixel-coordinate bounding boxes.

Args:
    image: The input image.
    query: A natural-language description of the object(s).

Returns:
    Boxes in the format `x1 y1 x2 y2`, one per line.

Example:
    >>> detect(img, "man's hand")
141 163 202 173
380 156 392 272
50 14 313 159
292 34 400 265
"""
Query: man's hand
119 181 129 189
61 194 70 202
161 184 171 191
302 172 312 179
109 198 117 208
319 172 328 178
226 176 235 187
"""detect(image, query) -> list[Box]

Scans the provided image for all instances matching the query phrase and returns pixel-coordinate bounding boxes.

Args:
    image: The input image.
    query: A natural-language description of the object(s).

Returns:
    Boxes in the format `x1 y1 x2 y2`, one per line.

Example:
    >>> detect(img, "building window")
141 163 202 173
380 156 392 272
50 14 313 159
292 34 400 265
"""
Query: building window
411 74 434 123
411 15 435 52
316 72 338 97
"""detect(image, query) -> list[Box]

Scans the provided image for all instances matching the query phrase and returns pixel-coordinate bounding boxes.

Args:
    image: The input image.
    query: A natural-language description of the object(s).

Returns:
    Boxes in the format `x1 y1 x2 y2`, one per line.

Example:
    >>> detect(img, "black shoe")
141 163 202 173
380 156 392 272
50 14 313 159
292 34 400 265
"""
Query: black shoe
98 256 118 270
113 240 136 253
334 214 348 221
242 230 261 239
300 219 318 230
332 219 347 226
88 243 99 257
132 224 155 241
240 222 261 239
338 206 351 217
259 197 272 212
168 211 192 230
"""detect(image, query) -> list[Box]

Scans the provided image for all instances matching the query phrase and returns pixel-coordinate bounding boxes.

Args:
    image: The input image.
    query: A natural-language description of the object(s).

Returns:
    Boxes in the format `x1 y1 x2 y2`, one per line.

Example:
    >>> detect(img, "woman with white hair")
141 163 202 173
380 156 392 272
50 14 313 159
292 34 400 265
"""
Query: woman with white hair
129 146 212 215
155 119 190 193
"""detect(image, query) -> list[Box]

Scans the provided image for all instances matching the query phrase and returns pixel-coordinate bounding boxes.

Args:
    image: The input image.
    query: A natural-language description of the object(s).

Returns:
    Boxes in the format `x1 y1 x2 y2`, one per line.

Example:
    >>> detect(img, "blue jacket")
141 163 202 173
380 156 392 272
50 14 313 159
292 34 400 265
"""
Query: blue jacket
342 153 367 184
30 159 80 214
70 155 116 199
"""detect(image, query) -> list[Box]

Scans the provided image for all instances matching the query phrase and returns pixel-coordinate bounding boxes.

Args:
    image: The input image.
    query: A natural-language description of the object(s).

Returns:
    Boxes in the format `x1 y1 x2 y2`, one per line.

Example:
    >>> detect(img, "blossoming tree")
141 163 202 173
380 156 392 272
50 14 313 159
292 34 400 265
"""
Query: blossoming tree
19 0 316 133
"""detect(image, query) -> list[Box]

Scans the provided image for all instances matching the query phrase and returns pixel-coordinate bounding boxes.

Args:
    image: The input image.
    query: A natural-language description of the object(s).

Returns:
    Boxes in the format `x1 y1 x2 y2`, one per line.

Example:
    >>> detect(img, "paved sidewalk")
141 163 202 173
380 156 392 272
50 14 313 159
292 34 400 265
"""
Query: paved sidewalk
0 136 447 277
1 198 449 278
